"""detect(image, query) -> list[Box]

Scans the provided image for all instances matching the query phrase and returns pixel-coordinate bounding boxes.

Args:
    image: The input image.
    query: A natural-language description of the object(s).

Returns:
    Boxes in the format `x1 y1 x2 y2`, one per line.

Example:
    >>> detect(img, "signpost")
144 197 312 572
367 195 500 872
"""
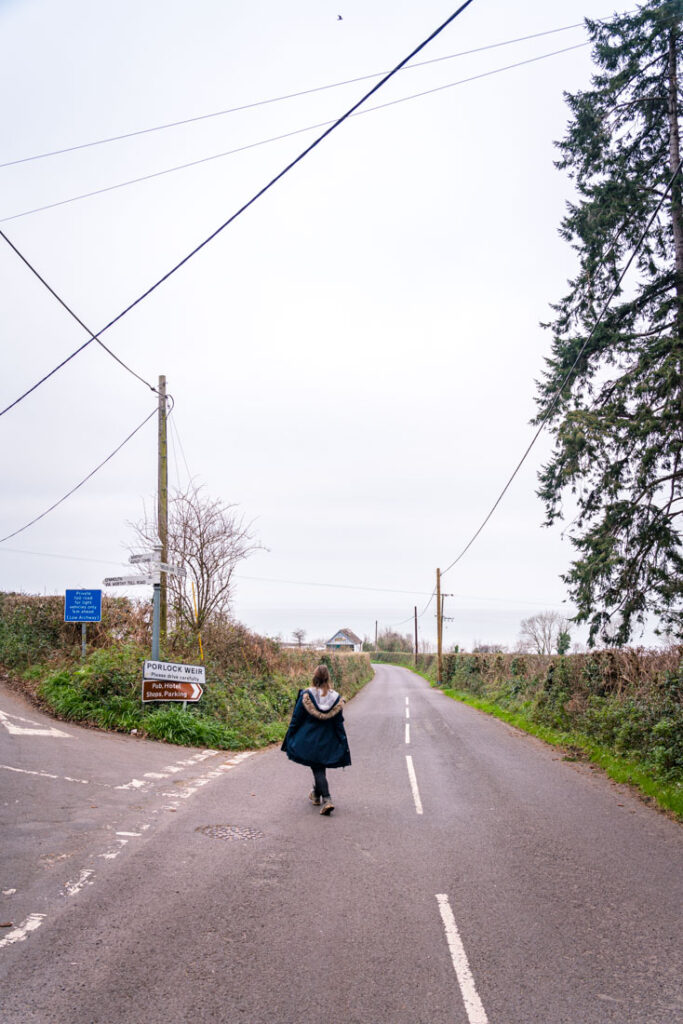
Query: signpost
142 660 205 706
102 546 185 659
103 550 200 706
64 589 102 660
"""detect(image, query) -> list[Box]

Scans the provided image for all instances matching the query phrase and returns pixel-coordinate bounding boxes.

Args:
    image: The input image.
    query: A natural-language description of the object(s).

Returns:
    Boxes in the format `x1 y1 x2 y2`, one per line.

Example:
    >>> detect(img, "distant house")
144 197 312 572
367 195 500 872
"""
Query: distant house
325 628 363 653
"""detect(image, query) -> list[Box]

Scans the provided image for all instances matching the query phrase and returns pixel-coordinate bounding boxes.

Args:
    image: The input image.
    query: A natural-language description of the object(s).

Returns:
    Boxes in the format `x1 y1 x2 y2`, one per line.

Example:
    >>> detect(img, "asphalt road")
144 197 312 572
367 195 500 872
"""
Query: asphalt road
1 665 681 1024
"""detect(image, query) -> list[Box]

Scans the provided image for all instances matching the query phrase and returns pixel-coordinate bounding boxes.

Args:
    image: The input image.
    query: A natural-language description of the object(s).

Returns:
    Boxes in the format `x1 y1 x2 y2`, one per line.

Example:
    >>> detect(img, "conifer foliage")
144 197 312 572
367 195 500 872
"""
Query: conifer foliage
537 1 683 644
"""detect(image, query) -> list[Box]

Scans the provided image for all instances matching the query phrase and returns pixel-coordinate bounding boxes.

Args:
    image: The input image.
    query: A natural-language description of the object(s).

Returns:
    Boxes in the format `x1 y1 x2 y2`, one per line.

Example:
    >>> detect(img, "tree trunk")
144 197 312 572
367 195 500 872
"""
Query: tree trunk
667 27 683 443
667 28 683 325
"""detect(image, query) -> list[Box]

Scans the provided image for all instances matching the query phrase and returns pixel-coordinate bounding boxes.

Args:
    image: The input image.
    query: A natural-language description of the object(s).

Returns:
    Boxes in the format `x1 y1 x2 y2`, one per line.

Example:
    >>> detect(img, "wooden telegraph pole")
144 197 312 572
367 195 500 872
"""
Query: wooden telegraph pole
157 375 168 640
436 567 443 685
414 606 418 666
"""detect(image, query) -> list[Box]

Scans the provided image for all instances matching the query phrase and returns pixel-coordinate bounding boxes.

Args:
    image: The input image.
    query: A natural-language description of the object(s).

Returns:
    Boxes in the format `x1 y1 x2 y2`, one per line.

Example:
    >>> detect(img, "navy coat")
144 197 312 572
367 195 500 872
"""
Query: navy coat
281 688 351 769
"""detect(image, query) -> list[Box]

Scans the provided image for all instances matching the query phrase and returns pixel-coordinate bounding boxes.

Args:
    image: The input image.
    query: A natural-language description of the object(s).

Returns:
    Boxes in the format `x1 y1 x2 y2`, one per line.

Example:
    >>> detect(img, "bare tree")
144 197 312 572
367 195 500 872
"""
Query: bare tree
130 484 261 631
518 611 570 655
292 628 307 647
472 641 506 653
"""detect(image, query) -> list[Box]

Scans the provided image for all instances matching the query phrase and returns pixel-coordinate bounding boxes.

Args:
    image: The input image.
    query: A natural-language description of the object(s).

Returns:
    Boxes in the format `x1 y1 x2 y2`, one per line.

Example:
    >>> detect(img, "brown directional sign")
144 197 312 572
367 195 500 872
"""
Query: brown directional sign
141 679 203 703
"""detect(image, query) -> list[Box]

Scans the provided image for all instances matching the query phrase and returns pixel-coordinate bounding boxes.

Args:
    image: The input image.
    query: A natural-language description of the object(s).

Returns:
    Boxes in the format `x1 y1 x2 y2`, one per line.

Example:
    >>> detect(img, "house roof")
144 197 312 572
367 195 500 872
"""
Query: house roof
326 627 362 645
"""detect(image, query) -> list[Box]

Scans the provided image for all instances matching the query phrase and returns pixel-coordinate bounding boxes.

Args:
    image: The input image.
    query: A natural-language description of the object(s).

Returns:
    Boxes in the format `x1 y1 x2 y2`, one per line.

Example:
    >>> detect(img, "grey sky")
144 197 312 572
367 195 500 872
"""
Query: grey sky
0 0 644 650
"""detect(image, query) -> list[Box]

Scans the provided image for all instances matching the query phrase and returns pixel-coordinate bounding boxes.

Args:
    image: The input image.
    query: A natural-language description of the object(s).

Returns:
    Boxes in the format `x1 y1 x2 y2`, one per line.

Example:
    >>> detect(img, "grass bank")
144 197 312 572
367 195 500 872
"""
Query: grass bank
373 648 683 819
0 593 372 749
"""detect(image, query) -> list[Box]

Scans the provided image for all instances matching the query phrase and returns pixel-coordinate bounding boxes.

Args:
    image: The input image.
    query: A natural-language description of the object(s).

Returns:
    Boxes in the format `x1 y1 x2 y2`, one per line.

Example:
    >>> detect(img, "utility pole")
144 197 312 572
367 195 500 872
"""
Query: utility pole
436 567 442 685
157 375 168 641
375 620 378 649
414 606 418 666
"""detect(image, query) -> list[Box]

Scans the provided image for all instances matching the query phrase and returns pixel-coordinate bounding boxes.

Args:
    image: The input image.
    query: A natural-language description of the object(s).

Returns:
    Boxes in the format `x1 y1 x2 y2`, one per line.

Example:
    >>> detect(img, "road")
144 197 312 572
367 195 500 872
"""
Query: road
1 665 681 1024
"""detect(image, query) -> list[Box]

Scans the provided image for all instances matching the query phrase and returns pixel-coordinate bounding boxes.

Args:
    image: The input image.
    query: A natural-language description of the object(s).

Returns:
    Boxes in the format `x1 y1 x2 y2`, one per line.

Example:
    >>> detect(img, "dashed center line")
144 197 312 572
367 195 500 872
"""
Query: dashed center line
405 754 423 815
405 723 410 744
436 894 489 1024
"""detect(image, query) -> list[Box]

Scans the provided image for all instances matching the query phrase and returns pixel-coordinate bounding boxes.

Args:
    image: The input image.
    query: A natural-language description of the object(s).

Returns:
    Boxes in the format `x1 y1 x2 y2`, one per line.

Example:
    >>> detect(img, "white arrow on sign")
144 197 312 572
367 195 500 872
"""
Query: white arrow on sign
103 575 156 586
0 710 71 738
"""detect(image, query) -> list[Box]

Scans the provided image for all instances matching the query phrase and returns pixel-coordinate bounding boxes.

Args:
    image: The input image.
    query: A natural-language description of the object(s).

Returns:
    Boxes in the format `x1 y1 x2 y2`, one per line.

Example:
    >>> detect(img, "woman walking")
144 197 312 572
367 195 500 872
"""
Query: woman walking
281 664 351 815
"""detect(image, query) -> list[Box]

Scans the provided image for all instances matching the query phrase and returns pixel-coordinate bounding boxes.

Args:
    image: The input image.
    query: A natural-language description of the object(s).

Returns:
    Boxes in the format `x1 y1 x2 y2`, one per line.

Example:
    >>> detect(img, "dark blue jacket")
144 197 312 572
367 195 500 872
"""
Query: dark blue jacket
281 688 351 769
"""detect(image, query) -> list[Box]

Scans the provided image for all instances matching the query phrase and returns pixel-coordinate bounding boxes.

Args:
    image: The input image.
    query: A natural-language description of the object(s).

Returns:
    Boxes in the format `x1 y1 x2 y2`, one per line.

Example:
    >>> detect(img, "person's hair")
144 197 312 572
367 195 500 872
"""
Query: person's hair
312 664 330 690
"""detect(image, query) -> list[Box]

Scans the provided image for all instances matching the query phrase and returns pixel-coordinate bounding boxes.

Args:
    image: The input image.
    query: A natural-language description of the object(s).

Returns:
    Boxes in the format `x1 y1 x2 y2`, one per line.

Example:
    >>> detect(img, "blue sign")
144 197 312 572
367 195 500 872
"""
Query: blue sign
64 589 102 623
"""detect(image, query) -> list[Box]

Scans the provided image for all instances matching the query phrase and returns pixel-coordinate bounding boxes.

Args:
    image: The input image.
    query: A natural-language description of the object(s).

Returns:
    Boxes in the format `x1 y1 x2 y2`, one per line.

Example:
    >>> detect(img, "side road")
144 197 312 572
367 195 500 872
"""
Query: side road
0 680 256 936
1 666 681 1024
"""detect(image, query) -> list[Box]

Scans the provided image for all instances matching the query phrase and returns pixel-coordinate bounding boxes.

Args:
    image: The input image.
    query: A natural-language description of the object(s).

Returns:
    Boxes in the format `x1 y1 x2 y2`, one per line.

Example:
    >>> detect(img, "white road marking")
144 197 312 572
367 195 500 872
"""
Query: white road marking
64 870 94 897
405 755 423 814
123 750 222 788
0 710 71 738
405 697 409 706
0 749 256 955
99 838 129 861
115 778 146 790
0 763 89 785
436 894 489 1024
406 707 410 719
0 913 46 949
405 723 411 744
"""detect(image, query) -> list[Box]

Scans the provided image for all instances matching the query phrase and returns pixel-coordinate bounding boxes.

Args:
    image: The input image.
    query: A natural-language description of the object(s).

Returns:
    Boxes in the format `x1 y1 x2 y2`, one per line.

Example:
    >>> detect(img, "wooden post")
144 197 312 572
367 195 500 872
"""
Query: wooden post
157 375 168 640
414 606 418 666
436 567 443 685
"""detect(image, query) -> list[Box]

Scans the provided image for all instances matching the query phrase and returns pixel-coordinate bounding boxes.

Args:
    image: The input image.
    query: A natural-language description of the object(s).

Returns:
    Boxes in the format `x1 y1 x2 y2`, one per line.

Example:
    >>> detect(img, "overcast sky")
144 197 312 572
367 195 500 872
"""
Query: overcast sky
1 0 647 651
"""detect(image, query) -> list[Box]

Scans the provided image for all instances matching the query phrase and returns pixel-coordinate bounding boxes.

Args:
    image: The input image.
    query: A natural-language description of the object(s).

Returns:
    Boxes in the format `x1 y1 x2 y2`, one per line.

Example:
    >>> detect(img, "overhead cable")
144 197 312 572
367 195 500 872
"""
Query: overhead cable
0 1 477 418
0 21 585 170
0 229 158 417
440 154 683 578
1 42 588 226
0 407 157 543
0 544 570 607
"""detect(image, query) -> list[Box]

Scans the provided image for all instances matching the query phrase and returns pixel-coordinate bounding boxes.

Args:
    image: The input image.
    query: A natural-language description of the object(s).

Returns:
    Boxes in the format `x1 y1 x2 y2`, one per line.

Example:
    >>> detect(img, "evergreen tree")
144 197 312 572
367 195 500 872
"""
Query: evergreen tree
537 1 683 645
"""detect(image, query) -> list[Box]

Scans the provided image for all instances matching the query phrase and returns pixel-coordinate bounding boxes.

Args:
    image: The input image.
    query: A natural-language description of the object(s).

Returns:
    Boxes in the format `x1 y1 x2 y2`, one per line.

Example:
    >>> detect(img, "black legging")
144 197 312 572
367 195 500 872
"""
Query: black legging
311 763 330 799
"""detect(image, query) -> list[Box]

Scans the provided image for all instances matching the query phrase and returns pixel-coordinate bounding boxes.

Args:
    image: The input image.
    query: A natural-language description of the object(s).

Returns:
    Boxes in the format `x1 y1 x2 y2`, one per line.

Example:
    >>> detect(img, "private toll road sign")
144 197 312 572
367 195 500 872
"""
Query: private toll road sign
141 660 205 703
64 589 102 622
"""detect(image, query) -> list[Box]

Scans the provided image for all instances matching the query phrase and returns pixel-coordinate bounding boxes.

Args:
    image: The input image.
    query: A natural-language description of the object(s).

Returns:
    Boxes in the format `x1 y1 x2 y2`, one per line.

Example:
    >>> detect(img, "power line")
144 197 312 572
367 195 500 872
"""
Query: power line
0 229 158 417
0 543 570 608
236 574 433 597
0 21 586 171
1 42 589 226
0 1 478 419
0 547 124 567
0 407 157 544
167 410 194 486
440 153 683 578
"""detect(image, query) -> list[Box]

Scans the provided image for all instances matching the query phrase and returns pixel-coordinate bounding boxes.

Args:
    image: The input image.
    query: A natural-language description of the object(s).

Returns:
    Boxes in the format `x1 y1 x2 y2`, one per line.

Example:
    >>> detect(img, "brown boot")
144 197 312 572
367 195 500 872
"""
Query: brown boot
320 798 334 815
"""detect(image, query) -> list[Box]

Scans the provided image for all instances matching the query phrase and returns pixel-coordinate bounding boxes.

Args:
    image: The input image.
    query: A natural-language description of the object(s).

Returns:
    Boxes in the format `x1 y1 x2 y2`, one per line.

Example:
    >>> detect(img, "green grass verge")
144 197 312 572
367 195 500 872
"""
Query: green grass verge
28 645 371 751
442 687 683 820
39 670 266 750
